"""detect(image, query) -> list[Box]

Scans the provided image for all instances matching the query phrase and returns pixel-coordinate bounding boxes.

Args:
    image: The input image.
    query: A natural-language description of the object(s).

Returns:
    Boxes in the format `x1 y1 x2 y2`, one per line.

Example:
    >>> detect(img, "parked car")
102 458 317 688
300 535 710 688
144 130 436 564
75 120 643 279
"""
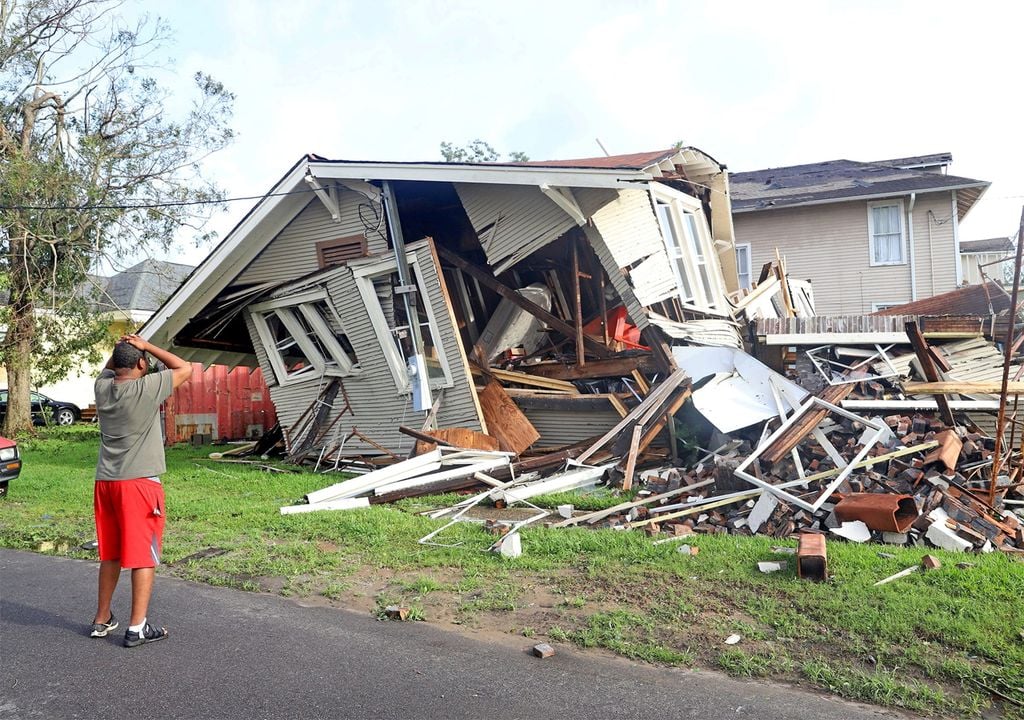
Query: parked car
0 435 20 497
0 389 81 426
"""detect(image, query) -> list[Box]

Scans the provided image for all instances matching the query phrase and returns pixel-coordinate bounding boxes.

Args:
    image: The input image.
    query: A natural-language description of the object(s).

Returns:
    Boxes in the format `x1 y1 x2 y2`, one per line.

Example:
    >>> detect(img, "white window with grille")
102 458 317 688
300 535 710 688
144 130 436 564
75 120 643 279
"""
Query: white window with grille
248 289 359 386
868 200 906 266
735 243 752 290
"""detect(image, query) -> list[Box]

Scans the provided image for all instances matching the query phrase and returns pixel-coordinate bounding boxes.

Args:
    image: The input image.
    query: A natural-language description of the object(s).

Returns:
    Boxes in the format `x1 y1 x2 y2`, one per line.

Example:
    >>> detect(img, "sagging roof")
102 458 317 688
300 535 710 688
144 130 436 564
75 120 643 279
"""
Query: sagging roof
730 155 989 220
960 236 1015 254
871 281 1011 317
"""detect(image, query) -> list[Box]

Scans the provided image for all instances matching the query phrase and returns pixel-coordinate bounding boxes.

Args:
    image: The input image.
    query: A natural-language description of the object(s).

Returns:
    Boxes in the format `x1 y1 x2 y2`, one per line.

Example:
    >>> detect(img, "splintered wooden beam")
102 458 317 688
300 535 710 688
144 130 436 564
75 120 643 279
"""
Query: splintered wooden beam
759 383 855 466
904 321 955 426
520 355 658 381
436 245 613 358
904 381 1024 394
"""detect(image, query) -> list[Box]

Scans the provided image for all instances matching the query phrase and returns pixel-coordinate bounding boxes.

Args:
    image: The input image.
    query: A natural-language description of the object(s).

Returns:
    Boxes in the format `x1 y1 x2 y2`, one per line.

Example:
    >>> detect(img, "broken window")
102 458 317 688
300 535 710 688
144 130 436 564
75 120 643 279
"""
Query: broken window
652 185 727 313
868 200 905 265
354 255 453 392
249 291 358 385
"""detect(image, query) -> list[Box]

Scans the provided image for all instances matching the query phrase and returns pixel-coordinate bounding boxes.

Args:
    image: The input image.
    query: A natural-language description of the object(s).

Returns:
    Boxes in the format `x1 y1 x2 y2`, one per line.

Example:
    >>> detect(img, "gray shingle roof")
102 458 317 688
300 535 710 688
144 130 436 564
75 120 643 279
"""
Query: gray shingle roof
730 156 989 220
960 237 1014 254
96 259 194 313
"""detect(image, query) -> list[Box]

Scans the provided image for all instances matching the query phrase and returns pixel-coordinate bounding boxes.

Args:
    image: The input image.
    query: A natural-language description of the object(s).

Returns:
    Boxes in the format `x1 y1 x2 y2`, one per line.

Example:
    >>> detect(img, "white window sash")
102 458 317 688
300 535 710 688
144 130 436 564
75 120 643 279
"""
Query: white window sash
868 201 906 266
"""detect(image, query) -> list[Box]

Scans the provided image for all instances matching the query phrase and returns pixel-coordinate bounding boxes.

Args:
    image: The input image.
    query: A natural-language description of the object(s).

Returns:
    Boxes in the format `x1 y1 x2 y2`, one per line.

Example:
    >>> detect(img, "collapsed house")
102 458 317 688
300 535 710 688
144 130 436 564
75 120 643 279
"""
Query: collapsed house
143 148 1023 558
144 147 764 459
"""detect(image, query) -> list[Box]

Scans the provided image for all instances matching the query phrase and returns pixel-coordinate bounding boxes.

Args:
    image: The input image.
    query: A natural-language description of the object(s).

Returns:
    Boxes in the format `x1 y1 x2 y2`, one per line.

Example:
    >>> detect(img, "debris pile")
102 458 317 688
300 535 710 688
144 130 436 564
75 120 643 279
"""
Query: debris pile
283 315 1023 557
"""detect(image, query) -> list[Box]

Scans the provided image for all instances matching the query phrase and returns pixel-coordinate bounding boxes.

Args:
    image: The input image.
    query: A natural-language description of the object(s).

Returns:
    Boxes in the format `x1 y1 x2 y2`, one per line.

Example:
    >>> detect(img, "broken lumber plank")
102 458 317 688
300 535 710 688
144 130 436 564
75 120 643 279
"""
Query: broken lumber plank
477 380 541 454
903 381 1024 394
759 384 855 466
350 428 402 461
280 497 370 515
487 367 580 394
620 425 643 491
304 449 445 503
436 245 613 358
492 463 612 504
552 478 716 528
576 368 688 463
520 354 658 381
904 321 955 425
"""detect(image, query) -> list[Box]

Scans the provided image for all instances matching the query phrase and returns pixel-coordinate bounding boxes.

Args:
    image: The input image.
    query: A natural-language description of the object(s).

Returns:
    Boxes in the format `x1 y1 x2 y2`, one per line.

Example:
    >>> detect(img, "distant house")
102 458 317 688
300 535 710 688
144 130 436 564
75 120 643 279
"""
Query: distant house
960 236 1014 286
731 153 990 315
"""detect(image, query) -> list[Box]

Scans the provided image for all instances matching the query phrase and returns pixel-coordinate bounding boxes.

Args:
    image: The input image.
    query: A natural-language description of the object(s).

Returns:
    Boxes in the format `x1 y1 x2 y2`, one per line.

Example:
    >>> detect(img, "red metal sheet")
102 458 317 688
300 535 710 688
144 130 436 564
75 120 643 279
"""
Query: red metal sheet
162 363 277 444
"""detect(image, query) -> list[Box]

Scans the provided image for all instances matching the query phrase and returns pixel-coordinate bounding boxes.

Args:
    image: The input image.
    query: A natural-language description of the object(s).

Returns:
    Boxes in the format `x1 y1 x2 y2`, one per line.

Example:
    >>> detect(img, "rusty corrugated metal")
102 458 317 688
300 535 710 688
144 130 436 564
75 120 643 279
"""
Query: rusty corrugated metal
162 363 277 444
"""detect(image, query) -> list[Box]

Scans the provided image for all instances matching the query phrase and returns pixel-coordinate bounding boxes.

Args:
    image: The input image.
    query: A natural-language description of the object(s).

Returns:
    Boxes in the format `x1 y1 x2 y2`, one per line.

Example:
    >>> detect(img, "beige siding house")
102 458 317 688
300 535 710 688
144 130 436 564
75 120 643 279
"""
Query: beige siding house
731 153 989 315
959 236 1014 286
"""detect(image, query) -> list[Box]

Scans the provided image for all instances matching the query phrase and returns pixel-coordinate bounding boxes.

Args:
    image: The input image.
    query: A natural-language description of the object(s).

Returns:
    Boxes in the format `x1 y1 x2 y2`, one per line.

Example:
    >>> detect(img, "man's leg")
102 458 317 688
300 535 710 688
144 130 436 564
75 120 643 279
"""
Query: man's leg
129 567 155 627
93 560 121 624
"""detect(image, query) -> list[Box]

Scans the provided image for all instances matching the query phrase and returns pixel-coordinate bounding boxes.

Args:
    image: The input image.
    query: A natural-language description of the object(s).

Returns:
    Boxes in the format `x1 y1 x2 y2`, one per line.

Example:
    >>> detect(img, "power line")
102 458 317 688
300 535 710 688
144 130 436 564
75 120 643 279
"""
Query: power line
0 186 321 211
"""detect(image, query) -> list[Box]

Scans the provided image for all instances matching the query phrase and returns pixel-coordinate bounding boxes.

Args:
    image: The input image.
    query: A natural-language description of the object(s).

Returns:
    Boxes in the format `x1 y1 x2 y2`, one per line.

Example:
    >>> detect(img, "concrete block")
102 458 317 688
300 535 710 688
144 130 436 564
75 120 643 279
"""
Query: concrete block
882 532 908 545
758 560 788 574
925 521 971 552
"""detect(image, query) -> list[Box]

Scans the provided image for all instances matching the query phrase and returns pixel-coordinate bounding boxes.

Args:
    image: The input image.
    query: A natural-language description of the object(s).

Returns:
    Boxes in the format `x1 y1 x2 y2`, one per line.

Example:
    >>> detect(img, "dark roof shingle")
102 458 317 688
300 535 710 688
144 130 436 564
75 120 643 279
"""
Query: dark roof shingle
730 156 988 219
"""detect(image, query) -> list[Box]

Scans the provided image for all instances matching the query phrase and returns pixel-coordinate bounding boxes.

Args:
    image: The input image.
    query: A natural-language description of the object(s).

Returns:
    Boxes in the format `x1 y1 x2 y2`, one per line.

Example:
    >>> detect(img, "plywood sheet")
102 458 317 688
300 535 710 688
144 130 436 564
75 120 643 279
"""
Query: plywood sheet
478 380 541 454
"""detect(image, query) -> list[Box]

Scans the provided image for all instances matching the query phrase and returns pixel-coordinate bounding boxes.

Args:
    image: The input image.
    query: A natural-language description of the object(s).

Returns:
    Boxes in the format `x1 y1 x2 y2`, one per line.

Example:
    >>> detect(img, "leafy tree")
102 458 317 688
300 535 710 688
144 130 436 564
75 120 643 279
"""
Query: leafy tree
0 0 234 433
440 139 529 163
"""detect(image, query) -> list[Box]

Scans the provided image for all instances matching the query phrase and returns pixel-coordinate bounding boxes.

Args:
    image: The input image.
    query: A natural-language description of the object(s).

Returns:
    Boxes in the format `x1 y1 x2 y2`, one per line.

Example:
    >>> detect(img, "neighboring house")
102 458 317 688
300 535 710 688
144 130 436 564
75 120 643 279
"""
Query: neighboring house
1 259 278 441
0 259 194 409
731 153 990 315
960 236 1015 286
141 148 745 456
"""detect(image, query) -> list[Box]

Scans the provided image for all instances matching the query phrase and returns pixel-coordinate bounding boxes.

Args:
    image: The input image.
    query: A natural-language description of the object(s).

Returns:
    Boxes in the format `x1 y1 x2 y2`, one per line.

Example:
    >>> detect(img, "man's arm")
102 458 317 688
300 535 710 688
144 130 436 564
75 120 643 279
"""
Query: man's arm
122 334 193 389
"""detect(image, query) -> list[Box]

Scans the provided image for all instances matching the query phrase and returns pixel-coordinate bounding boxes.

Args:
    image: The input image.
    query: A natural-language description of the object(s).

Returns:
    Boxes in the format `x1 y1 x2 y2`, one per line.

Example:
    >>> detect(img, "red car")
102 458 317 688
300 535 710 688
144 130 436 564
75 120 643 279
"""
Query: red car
0 435 21 497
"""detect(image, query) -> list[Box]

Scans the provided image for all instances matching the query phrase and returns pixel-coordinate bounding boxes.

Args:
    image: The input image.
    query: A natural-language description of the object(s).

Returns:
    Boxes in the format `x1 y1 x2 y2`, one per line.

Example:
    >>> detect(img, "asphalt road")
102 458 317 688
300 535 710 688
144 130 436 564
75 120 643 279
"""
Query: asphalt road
0 549 909 720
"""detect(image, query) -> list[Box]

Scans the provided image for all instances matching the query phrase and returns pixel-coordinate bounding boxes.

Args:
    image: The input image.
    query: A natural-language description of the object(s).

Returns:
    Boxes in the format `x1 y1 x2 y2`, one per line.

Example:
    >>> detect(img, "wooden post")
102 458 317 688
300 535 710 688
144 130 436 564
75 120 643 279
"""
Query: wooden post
436 245 612 358
573 235 585 367
904 320 956 427
990 207 1024 504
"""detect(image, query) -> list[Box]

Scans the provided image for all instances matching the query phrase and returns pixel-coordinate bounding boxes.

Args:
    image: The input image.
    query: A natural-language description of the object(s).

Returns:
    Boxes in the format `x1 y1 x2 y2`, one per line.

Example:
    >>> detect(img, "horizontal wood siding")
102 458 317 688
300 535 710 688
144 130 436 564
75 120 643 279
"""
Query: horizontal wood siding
235 191 389 287
518 406 624 449
584 188 663 267
455 183 576 273
249 246 481 457
910 192 958 299
734 201 913 315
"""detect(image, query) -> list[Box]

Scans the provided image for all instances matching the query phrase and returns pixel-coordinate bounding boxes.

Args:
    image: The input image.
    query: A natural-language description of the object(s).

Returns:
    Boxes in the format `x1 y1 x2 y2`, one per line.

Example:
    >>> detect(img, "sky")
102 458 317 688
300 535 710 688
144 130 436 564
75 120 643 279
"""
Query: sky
128 0 1024 268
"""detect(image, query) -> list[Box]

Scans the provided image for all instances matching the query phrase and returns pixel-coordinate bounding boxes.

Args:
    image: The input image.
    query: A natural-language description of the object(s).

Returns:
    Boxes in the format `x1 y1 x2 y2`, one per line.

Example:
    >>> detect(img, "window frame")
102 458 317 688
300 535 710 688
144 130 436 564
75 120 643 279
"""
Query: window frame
735 243 752 290
248 289 359 386
351 253 454 393
650 184 728 313
867 200 907 267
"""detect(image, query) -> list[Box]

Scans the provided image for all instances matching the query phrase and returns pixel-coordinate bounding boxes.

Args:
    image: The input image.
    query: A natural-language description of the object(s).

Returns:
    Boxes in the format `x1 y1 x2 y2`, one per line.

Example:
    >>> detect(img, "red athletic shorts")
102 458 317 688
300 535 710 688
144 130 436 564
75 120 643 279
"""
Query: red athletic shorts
94 479 165 569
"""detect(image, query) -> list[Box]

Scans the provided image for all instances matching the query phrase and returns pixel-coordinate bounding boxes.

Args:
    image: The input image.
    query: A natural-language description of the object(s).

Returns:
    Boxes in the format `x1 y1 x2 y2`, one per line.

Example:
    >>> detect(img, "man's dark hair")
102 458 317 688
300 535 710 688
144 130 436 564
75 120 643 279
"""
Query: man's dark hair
112 342 146 370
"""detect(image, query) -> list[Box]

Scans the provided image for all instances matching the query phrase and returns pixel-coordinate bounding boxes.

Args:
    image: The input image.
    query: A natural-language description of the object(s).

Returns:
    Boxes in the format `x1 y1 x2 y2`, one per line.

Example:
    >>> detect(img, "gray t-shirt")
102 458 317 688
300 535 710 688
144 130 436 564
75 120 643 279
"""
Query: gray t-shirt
95 368 174 480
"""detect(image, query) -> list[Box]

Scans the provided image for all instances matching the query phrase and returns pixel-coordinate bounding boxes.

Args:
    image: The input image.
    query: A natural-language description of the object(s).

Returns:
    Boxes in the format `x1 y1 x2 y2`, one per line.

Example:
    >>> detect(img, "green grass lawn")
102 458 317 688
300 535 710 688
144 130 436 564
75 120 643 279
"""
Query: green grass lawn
3 427 1023 718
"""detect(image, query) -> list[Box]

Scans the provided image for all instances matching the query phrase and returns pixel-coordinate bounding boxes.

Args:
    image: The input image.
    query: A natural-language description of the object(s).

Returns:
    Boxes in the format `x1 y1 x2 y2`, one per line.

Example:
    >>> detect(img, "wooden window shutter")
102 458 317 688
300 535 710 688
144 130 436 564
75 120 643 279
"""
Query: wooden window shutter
316 235 368 268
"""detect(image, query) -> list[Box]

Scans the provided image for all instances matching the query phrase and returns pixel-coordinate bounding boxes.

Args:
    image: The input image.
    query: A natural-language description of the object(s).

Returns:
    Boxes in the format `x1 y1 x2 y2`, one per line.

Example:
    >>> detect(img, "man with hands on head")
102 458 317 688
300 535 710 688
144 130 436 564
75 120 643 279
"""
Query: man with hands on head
89 334 192 647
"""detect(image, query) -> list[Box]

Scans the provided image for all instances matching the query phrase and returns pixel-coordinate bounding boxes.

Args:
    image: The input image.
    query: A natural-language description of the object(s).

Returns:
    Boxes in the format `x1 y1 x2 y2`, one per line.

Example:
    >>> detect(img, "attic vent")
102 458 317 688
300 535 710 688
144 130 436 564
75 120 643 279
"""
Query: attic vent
316 235 367 268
